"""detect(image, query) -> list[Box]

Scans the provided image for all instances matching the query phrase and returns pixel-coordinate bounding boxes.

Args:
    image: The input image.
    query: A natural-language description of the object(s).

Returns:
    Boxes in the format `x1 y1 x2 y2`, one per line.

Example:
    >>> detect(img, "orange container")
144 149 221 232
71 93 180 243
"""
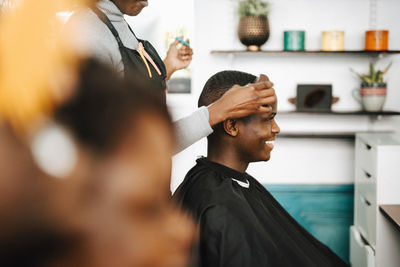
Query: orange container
365 30 388 51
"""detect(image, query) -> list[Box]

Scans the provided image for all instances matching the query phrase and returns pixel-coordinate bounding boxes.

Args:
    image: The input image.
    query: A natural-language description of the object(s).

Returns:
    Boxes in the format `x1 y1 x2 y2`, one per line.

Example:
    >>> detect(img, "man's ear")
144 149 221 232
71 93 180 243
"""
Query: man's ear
223 119 239 137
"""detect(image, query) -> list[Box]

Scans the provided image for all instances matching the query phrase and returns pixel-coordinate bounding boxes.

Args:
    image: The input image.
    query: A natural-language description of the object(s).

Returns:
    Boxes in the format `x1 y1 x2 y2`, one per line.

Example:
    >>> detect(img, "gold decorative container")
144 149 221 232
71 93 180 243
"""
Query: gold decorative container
238 16 270 51
321 30 344 51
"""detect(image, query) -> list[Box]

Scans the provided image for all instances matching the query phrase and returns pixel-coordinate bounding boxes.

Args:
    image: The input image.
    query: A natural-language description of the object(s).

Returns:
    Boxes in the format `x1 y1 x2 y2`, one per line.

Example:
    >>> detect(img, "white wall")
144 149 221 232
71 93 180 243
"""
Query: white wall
164 0 400 192
124 0 400 190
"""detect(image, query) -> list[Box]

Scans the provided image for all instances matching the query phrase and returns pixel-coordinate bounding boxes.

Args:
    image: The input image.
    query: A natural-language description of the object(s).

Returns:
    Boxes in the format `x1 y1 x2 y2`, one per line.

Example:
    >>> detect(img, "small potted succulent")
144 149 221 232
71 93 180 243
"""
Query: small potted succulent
237 0 270 51
351 62 392 112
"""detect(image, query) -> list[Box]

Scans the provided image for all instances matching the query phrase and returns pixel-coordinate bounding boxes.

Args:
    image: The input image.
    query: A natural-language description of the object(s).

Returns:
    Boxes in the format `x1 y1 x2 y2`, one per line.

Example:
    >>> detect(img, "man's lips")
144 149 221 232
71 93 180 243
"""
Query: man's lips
137 0 148 7
265 140 275 150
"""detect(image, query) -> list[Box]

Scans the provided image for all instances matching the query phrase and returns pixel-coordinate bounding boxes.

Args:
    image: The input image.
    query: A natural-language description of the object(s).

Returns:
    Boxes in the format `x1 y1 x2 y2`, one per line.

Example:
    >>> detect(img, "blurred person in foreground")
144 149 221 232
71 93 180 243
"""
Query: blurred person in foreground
54 58 196 267
173 71 349 267
0 125 85 267
0 0 196 265
0 59 197 267
0 0 93 266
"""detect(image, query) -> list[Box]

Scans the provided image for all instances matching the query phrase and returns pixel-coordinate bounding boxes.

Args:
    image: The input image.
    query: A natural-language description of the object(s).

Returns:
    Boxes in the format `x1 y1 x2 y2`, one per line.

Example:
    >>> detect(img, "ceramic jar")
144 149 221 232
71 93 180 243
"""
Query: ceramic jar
321 30 345 51
365 30 389 51
353 83 387 112
238 16 270 51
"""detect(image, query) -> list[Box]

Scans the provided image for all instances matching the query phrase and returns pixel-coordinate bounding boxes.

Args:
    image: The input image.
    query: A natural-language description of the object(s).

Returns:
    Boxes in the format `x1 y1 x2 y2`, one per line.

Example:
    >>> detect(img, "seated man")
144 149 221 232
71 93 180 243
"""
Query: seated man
173 71 348 267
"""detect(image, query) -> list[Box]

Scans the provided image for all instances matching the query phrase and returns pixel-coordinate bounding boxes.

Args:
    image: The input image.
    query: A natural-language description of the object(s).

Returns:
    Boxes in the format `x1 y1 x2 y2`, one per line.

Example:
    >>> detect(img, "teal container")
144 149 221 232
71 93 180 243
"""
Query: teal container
284 31 305 51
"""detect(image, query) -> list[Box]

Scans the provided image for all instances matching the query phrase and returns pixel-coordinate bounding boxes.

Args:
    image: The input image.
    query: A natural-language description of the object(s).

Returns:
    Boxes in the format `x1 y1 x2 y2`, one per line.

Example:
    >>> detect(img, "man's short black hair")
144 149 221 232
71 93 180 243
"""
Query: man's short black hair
55 58 172 155
198 70 257 108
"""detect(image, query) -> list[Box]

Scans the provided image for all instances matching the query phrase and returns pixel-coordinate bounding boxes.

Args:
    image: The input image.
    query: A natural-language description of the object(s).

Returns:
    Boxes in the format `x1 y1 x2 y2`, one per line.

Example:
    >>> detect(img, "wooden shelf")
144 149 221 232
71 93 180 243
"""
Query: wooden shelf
380 205 400 232
278 111 400 116
279 133 355 139
210 50 400 56
279 131 394 139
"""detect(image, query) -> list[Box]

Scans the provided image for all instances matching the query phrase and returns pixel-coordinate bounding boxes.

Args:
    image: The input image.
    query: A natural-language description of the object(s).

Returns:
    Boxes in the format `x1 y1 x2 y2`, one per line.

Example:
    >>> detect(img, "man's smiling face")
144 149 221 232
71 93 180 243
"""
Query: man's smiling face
236 111 280 163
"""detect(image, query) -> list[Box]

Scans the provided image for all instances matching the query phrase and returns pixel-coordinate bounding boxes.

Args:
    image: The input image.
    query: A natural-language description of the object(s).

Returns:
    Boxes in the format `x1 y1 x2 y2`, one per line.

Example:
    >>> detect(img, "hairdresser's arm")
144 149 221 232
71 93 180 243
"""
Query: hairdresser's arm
174 79 276 154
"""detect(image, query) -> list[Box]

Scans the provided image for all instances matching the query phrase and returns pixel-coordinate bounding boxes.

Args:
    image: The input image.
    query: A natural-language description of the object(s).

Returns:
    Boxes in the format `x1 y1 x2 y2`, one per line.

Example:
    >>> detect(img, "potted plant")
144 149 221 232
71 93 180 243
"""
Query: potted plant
351 62 392 112
237 0 270 51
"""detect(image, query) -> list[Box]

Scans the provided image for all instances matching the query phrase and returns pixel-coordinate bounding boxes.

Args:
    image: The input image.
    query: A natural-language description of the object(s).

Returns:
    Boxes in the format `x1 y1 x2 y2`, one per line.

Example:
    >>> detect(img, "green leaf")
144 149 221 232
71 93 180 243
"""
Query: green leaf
351 62 392 84
382 62 392 75
369 63 375 78
375 71 382 83
350 68 363 79
362 76 373 84
237 0 269 17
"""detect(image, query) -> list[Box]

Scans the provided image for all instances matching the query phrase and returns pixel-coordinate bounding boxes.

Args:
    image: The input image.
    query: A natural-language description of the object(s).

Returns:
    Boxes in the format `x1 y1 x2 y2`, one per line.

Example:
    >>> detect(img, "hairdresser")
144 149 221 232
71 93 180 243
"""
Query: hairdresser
65 0 277 153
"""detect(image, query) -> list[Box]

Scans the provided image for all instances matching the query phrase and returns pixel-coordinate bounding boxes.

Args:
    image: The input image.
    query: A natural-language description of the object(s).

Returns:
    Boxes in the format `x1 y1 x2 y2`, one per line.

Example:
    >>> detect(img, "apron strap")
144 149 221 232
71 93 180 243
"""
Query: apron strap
126 23 140 41
91 6 124 48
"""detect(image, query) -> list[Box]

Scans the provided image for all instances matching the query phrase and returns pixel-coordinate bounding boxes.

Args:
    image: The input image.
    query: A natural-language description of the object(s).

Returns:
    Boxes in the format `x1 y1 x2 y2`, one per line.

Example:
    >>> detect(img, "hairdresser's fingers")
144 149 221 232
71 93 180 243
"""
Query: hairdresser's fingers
252 81 274 91
178 48 193 56
256 105 273 114
257 74 270 83
179 53 193 60
172 38 180 46
179 54 192 60
257 88 276 99
242 85 275 103
180 52 193 58
230 105 272 119
180 57 192 63
256 95 277 106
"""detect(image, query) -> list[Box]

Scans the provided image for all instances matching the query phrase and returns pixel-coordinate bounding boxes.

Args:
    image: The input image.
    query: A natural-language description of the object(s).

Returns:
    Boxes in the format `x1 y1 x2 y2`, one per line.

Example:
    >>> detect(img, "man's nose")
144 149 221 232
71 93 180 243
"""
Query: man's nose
272 119 280 134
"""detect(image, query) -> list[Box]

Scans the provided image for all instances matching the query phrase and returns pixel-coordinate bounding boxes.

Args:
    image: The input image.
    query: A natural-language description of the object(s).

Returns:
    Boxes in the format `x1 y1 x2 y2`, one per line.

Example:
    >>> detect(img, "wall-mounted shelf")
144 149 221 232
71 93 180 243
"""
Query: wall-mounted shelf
276 111 400 139
278 111 400 116
279 131 395 139
210 50 400 57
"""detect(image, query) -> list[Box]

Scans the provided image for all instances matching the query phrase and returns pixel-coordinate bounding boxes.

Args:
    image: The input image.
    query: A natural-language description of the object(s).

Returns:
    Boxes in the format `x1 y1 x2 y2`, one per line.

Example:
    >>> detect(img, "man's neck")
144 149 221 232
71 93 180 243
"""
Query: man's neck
207 143 249 173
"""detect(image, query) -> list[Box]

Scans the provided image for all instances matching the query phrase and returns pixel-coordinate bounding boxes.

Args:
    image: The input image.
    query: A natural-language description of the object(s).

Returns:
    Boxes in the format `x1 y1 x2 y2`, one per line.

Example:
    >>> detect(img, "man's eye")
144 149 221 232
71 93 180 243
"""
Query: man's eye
264 113 276 121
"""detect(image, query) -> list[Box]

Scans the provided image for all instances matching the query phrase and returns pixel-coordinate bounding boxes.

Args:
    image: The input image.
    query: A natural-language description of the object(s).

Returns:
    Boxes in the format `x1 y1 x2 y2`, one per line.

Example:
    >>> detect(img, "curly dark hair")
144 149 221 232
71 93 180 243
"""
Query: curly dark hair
198 70 257 108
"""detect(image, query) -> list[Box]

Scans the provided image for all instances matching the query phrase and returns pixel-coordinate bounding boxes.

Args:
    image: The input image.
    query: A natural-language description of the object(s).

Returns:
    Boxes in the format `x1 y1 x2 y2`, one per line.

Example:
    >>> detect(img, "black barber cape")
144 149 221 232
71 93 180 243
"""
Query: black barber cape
173 158 348 267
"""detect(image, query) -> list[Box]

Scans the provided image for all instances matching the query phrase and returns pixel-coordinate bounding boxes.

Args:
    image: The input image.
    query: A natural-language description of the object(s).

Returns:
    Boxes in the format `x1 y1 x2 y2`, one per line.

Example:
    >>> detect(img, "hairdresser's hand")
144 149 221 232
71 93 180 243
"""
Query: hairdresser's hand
164 38 193 81
258 74 277 113
208 75 276 127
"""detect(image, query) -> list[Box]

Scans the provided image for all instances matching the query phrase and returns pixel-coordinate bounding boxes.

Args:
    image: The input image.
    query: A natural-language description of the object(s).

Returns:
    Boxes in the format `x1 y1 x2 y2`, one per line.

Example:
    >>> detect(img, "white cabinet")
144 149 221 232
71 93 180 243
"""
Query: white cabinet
351 133 400 267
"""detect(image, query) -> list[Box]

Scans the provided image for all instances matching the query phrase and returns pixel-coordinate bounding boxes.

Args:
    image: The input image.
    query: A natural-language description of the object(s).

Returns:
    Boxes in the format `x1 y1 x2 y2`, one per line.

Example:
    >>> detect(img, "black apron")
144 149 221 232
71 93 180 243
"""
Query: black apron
91 6 167 95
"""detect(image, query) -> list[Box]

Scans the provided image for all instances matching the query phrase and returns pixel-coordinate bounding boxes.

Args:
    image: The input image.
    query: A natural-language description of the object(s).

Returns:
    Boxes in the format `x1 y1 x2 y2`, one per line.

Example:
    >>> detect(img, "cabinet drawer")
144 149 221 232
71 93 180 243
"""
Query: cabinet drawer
355 192 376 248
350 226 375 267
356 138 376 176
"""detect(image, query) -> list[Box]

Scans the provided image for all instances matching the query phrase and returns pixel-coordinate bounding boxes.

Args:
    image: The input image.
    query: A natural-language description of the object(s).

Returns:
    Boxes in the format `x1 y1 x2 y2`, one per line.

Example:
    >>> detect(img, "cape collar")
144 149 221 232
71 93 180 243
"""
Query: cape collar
197 157 251 184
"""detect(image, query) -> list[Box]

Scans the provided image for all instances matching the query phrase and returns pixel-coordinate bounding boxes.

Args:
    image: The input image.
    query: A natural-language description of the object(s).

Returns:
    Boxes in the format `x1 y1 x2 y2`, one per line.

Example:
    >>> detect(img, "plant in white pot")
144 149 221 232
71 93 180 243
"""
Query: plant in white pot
237 0 270 51
351 62 392 112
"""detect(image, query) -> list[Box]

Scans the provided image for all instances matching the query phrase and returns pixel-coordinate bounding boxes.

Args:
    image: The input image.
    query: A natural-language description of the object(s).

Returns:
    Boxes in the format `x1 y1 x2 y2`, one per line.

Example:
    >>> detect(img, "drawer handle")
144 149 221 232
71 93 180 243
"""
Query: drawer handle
363 196 371 206
364 143 372 150
364 171 372 179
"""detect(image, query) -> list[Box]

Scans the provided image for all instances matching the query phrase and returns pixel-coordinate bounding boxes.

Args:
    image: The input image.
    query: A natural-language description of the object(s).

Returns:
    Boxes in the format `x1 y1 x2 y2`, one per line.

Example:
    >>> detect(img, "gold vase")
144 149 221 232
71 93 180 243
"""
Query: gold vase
238 16 270 51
